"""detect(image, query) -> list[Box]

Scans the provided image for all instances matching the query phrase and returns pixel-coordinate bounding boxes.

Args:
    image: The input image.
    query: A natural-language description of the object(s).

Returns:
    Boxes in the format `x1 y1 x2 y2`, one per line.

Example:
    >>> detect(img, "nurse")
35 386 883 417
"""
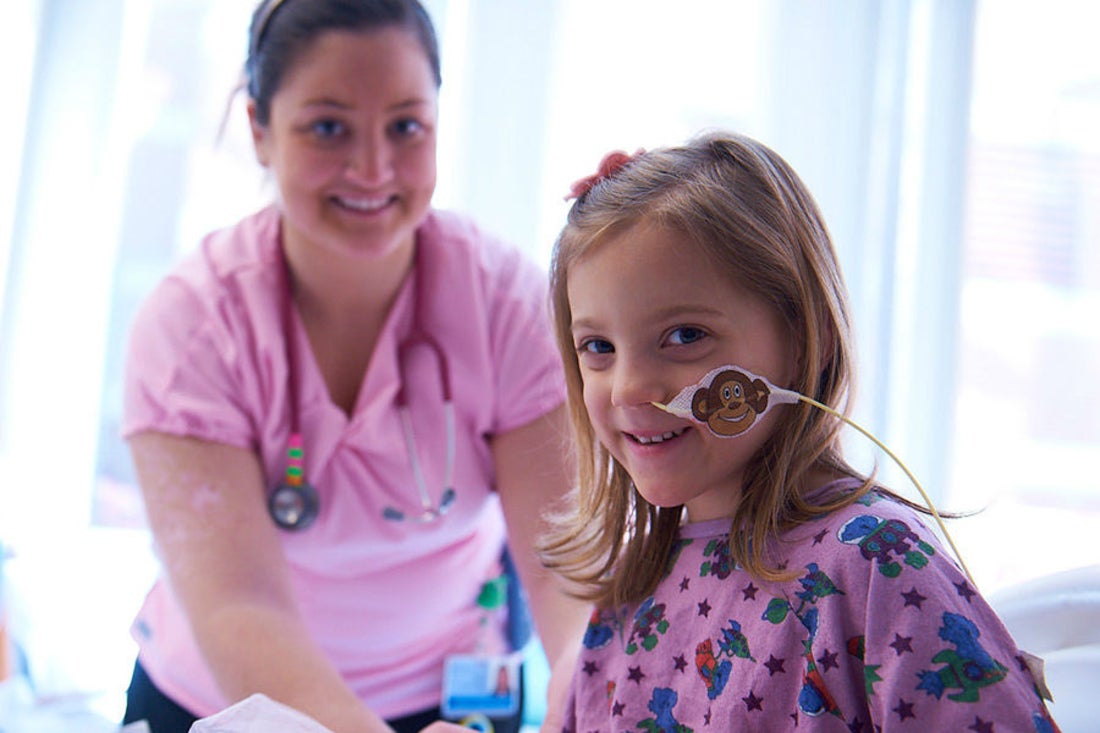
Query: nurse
120 1 586 732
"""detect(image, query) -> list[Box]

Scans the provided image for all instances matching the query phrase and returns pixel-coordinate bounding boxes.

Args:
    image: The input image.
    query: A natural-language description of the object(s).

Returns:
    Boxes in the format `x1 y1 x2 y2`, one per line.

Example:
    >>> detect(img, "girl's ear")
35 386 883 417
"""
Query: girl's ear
247 99 271 168
807 320 838 397
783 319 807 392
826 333 838 376
790 315 834 393
817 323 837 376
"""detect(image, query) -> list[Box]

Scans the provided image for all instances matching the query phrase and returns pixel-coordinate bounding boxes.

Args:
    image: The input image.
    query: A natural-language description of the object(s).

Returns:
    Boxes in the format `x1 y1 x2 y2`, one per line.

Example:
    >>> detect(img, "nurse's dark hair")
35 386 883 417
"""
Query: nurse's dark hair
246 0 442 126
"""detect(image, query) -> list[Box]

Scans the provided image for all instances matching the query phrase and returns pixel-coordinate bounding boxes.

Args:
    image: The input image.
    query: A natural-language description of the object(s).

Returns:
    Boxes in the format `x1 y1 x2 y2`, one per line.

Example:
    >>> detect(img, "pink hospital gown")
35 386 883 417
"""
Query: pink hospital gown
562 485 1060 732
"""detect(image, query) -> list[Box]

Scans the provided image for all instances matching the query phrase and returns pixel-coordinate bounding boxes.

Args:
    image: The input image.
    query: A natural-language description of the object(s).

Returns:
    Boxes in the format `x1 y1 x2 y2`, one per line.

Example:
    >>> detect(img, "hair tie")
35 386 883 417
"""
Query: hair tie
565 148 645 201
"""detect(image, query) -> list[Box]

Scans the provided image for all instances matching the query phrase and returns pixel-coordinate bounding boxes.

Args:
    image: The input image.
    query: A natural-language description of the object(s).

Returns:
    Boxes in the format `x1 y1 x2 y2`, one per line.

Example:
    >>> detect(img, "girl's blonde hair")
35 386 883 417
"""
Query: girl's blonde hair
540 131 876 609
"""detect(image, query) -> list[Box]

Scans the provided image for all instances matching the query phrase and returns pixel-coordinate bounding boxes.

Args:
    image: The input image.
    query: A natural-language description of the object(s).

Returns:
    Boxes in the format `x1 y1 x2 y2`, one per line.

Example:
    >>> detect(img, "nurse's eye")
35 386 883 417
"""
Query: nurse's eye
667 326 707 346
391 118 424 138
310 118 347 139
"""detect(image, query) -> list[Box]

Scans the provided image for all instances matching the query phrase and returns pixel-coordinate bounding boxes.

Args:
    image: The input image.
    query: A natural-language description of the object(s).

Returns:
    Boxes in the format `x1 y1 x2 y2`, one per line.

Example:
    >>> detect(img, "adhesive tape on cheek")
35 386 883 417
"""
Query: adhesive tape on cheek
653 365 800 438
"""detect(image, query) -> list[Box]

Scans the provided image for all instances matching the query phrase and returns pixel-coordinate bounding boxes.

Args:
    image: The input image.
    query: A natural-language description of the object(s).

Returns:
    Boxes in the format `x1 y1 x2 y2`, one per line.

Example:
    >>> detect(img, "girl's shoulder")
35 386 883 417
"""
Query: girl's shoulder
793 481 943 544
819 487 940 539
792 477 933 525
653 490 1053 729
772 488 964 596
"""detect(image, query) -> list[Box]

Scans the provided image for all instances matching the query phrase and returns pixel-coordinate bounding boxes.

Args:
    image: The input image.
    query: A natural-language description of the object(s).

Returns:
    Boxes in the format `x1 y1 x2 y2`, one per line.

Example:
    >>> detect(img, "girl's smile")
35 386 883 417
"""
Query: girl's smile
567 219 797 522
627 427 689 445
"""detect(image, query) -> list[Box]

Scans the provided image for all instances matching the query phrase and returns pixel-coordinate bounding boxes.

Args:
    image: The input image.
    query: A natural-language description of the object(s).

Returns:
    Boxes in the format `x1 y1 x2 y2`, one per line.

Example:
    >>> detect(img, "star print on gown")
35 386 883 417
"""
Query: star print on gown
560 487 1061 732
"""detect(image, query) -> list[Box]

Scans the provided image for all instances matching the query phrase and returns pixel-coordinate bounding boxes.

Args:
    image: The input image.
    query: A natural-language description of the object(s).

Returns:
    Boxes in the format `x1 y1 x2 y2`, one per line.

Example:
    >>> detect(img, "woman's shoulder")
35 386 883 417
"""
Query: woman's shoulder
420 209 544 286
419 208 506 252
142 206 279 311
417 209 563 429
130 205 282 354
123 207 283 446
177 205 281 287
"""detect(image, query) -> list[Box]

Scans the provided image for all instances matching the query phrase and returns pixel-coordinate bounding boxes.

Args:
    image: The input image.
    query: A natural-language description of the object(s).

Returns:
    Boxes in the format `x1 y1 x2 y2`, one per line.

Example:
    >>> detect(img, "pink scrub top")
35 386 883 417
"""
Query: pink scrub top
122 205 566 718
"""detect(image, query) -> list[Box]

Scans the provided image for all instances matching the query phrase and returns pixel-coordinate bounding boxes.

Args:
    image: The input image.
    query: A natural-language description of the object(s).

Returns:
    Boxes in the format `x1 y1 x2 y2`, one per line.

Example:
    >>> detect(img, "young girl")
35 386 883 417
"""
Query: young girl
540 132 1060 732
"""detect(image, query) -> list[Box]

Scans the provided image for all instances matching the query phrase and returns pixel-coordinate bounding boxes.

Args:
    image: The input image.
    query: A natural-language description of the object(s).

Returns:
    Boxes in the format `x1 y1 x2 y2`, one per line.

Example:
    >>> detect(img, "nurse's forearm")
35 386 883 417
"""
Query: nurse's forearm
194 601 394 733
522 570 589 665
522 570 587 733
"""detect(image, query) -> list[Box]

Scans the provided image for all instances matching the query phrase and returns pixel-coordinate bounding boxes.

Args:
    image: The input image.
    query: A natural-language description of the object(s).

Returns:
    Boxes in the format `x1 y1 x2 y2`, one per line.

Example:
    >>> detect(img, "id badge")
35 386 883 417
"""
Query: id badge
441 654 521 719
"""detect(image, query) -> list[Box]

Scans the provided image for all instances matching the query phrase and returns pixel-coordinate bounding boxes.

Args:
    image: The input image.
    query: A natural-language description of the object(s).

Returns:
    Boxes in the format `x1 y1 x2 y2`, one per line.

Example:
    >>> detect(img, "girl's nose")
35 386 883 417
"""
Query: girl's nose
346 134 393 186
610 358 667 408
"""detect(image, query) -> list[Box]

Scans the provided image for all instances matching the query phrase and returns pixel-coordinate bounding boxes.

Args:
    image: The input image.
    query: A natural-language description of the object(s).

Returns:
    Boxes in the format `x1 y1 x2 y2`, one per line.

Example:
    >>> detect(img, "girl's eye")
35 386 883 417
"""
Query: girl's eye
667 327 707 346
310 119 346 139
578 338 614 355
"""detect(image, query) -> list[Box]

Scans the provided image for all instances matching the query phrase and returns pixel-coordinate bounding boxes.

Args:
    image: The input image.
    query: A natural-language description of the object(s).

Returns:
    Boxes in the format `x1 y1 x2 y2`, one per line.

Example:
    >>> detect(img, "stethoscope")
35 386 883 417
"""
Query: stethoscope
269 243 458 530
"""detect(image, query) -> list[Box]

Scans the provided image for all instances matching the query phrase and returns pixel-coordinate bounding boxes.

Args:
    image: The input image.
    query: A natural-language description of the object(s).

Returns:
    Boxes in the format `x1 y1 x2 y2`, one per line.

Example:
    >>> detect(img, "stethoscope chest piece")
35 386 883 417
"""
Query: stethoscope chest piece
383 485 456 523
270 479 320 531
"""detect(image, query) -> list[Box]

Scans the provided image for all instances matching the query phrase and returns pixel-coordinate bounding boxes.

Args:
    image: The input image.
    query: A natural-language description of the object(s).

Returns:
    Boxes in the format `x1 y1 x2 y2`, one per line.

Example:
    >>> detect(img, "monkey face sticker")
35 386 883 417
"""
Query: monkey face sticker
690 370 771 437
654 365 800 438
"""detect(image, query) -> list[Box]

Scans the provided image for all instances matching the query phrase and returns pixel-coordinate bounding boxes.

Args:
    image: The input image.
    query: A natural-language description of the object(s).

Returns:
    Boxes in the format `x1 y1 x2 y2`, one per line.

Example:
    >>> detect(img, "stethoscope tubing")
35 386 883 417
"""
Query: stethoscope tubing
384 330 456 523
273 240 456 530
399 400 455 513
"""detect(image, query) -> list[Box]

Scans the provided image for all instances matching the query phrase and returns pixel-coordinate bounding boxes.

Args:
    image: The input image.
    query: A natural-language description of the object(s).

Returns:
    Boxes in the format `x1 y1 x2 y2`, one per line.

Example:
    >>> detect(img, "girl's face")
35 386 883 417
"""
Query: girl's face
249 27 438 265
567 221 797 522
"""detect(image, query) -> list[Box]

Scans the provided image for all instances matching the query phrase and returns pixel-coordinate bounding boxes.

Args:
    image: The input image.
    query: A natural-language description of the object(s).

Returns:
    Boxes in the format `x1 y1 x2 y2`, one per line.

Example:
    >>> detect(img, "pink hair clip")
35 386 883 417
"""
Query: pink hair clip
565 148 645 200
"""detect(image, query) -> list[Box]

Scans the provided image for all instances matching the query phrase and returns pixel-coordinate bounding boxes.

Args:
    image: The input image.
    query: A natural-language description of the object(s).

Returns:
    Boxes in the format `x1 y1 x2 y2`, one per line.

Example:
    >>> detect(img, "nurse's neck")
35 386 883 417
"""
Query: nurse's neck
283 232 416 415
284 234 415 324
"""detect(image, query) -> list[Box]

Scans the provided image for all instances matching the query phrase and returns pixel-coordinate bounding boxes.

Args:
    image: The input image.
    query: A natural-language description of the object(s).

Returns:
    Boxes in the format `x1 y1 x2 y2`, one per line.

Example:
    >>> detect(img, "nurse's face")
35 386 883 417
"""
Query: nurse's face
250 27 438 264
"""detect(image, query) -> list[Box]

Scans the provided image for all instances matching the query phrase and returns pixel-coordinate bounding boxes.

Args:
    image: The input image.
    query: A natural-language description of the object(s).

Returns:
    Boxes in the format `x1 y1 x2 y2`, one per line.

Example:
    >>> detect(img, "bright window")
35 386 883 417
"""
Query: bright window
1 0 1097 722
947 0 1100 589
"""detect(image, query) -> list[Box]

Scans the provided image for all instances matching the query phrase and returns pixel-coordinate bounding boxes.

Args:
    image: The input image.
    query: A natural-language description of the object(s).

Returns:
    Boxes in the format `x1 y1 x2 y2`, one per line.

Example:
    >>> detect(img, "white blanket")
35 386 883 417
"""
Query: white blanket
188 694 334 733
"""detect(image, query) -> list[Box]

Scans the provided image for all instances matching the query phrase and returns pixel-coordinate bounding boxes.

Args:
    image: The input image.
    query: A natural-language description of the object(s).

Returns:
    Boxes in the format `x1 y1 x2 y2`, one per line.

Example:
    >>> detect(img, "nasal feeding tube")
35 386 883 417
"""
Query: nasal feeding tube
652 365 1062 700
651 364 974 586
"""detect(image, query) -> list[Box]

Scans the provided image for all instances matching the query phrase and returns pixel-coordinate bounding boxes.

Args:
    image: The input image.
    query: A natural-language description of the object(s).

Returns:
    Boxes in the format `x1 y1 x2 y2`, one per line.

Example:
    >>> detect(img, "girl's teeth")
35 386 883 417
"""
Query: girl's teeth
635 429 685 445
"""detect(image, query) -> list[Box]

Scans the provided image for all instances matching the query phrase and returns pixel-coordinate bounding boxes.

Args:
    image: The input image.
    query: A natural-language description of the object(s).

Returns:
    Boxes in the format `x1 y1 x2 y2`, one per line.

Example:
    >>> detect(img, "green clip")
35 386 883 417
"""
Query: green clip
476 575 508 610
